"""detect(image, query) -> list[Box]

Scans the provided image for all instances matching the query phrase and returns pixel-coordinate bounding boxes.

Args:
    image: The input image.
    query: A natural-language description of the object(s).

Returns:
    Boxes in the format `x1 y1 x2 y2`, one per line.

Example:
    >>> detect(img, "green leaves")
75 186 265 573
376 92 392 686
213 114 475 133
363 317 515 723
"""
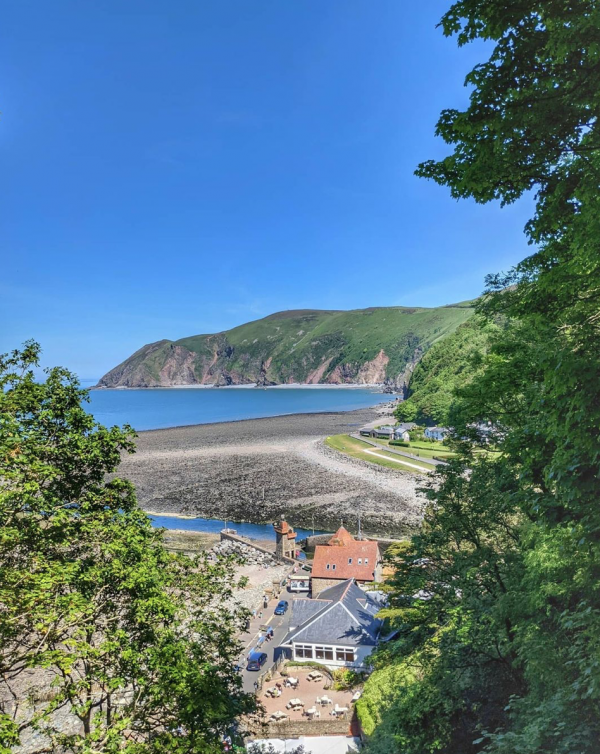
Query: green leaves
0 344 256 752
362 1 600 751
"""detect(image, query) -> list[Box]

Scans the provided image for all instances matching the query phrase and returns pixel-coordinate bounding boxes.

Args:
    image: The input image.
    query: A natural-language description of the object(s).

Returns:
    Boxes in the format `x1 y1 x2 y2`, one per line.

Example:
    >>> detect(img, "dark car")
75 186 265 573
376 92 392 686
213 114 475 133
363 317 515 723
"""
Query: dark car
246 650 268 671
274 600 289 616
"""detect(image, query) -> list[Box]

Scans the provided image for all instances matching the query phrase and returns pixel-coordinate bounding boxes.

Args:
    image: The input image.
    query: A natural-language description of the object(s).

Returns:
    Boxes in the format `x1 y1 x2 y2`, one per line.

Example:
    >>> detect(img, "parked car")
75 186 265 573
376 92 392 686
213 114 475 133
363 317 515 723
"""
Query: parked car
274 600 289 615
246 650 268 671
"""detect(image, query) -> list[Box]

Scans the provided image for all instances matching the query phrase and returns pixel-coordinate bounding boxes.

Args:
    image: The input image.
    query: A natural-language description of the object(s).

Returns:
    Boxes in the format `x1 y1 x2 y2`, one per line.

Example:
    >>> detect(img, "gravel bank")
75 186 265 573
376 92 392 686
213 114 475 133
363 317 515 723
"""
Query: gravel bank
118 407 425 538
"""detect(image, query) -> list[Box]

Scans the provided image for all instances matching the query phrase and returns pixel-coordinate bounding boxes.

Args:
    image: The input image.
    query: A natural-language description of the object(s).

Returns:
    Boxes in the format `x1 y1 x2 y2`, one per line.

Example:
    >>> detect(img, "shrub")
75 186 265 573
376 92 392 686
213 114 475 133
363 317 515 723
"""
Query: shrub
331 668 367 691
389 440 410 447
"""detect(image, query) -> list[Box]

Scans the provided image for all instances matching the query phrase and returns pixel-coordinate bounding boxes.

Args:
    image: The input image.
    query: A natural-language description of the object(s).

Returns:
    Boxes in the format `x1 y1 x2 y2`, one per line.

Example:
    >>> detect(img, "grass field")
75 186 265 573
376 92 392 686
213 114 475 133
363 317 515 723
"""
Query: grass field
326 434 434 474
369 437 455 460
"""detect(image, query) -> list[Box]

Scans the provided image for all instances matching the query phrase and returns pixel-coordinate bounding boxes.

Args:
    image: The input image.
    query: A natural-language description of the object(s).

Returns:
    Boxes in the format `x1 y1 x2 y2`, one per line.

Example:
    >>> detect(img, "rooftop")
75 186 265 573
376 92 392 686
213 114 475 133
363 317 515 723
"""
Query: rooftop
282 579 382 648
312 528 380 581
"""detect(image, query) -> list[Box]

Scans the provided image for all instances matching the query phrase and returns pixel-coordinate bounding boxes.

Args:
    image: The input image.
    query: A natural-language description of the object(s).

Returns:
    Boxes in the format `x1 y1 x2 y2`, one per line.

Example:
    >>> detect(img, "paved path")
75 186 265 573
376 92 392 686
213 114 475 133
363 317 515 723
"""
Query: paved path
363 448 432 471
349 433 448 467
238 588 296 693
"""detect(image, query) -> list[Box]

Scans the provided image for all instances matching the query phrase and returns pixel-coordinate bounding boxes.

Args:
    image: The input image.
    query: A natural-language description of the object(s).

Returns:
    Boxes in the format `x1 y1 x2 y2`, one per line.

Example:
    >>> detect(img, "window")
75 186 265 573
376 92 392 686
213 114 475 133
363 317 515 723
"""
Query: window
295 645 313 659
326 564 330 570
332 564 336 570
365 558 369 565
358 558 362 565
348 558 353 564
315 645 334 661
335 648 355 662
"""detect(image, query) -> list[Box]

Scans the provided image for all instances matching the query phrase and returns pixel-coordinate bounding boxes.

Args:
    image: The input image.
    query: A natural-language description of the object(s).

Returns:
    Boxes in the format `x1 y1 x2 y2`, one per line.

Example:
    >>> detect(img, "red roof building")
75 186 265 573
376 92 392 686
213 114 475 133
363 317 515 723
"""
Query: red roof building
311 527 382 596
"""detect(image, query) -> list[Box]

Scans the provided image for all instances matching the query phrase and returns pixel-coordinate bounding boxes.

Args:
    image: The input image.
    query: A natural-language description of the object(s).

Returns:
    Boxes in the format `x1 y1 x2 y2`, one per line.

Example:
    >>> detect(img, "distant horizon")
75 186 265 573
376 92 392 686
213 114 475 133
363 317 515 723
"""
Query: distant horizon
31 294 481 380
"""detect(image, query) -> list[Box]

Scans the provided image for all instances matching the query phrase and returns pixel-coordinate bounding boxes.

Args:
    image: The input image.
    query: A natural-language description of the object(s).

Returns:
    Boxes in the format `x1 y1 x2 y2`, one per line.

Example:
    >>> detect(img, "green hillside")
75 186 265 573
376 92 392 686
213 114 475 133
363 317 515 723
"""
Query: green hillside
97 304 476 388
394 315 499 426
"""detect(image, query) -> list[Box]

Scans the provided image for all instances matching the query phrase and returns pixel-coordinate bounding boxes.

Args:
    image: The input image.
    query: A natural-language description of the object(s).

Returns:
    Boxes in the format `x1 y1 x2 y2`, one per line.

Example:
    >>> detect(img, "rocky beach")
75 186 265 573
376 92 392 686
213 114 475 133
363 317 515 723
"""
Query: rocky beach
117 402 425 537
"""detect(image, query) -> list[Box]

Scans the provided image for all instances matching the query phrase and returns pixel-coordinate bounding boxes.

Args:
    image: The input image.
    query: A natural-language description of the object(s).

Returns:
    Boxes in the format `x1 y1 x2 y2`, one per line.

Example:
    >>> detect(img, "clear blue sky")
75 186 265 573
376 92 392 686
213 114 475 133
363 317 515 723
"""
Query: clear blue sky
1 1 533 378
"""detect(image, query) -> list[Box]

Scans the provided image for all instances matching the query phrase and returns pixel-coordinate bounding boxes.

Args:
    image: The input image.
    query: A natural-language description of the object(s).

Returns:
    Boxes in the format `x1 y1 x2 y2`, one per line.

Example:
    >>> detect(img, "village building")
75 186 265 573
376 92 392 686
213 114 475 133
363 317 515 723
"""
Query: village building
310 526 382 596
394 422 417 441
278 579 383 669
424 426 449 441
273 515 297 560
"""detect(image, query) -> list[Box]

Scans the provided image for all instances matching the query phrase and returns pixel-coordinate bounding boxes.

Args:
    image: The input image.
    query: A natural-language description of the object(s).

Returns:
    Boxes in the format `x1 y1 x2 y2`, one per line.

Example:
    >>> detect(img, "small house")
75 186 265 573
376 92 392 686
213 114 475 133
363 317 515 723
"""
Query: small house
374 425 395 439
424 426 449 441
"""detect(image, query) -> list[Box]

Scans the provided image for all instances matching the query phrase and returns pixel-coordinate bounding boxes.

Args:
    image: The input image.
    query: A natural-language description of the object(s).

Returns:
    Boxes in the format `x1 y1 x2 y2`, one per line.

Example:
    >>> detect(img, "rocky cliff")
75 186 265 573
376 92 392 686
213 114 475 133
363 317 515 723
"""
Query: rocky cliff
97 304 476 389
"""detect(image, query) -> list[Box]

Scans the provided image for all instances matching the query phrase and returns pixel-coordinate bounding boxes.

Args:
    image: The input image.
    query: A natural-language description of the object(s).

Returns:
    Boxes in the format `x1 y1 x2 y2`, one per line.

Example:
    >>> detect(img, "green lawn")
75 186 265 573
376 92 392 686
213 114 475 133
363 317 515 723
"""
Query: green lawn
326 435 434 474
369 437 455 460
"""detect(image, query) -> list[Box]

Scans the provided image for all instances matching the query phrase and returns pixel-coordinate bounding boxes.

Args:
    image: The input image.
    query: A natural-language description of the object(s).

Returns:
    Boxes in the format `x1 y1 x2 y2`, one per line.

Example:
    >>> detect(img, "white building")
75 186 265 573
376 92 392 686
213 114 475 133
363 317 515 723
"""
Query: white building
424 426 449 441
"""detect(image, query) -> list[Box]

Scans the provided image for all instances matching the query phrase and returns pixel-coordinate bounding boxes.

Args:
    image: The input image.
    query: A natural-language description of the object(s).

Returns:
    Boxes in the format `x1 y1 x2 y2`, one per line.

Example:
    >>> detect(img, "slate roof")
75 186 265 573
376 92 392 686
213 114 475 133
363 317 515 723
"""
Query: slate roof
281 579 383 648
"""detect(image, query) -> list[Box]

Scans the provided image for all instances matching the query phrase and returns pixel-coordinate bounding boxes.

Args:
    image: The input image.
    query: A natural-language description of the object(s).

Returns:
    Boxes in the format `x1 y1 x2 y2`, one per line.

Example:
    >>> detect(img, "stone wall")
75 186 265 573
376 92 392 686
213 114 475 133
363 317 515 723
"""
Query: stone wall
247 717 352 739
219 530 302 565
311 576 345 596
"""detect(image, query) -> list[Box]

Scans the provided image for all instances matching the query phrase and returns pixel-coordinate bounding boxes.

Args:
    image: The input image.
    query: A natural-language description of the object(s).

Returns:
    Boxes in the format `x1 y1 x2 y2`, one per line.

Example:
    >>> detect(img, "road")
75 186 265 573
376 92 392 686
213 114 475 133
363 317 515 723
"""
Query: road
238 588 298 693
349 433 448 467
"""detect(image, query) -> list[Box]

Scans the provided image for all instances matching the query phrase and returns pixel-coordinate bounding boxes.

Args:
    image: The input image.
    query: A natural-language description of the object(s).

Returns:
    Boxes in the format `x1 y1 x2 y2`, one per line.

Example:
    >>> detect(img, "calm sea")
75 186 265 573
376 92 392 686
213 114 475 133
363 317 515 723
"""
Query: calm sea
81 383 387 432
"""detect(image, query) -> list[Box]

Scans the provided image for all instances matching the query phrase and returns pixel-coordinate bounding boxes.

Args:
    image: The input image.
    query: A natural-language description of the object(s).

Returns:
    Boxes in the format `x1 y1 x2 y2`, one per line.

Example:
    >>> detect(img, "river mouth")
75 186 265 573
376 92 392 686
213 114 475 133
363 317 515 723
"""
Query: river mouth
149 513 329 542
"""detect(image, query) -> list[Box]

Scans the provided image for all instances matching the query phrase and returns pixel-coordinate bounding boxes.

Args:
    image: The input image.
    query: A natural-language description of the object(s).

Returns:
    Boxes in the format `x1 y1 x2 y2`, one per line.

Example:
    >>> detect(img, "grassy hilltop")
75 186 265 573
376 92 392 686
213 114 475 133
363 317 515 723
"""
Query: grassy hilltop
97 303 475 388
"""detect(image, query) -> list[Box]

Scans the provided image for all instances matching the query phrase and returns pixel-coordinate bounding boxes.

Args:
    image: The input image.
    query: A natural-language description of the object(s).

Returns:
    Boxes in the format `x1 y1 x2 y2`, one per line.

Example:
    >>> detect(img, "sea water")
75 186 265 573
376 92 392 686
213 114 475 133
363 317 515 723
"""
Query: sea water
83 385 388 431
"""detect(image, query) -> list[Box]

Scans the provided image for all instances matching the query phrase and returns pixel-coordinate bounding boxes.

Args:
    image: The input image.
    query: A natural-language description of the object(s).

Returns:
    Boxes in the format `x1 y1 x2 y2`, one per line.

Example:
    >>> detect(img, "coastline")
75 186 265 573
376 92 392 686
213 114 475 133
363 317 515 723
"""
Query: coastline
135 400 393 435
93 382 388 391
117 404 423 538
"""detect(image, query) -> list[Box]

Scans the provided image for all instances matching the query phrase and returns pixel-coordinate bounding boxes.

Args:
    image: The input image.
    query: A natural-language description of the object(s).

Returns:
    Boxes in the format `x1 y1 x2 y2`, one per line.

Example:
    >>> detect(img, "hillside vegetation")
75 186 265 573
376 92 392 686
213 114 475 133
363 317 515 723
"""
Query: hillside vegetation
394 316 498 426
97 304 475 388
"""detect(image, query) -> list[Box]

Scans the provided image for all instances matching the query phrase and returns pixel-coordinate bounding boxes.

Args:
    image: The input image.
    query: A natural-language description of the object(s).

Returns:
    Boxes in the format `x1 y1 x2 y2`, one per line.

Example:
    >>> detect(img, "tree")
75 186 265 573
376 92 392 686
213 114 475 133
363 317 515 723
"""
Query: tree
362 2 600 752
0 343 257 753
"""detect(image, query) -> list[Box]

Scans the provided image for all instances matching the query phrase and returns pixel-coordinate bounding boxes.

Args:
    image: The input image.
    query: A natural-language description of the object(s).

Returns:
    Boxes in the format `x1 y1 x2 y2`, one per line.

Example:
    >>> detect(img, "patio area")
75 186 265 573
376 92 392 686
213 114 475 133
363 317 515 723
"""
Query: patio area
260 667 359 724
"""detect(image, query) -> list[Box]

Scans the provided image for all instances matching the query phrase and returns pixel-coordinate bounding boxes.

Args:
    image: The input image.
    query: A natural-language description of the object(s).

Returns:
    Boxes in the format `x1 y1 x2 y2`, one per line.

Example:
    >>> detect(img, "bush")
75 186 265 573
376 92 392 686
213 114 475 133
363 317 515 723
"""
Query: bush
331 668 367 691
389 440 410 447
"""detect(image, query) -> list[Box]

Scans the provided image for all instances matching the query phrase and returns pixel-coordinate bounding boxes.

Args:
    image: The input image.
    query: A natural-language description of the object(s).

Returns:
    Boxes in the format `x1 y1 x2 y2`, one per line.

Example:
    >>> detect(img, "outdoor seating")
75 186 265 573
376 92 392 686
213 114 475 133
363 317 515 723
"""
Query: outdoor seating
351 690 362 703
286 698 304 710
284 676 299 688
332 704 349 717
307 671 323 681
305 706 320 718
320 695 333 705
269 711 288 722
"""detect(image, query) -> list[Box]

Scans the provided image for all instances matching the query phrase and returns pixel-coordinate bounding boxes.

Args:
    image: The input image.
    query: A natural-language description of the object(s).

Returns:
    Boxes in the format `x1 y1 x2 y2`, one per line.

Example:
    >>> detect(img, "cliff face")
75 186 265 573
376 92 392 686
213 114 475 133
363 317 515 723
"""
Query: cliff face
97 305 476 388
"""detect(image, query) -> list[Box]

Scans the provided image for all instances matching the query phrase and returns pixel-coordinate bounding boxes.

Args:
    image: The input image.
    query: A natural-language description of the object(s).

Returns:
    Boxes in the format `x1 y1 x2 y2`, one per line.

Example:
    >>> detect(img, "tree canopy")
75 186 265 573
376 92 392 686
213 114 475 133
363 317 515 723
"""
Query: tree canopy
0 343 256 753
360 2 600 752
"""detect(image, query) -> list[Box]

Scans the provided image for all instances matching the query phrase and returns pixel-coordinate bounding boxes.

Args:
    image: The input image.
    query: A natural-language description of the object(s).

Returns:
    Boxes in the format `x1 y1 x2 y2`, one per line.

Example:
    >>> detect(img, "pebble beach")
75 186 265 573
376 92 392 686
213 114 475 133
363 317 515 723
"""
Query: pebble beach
117 403 425 538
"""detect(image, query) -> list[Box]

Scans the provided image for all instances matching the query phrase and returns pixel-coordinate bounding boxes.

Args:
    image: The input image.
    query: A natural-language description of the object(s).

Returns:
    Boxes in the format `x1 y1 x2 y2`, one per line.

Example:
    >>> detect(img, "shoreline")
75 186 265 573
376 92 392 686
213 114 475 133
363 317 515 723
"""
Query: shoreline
92 382 391 391
117 404 423 538
135 399 395 435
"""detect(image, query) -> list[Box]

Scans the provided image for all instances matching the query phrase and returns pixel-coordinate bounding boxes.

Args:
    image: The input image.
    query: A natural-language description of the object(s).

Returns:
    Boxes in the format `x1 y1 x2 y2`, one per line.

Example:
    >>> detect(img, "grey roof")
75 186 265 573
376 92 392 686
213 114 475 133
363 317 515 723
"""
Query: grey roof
396 423 417 432
281 579 382 648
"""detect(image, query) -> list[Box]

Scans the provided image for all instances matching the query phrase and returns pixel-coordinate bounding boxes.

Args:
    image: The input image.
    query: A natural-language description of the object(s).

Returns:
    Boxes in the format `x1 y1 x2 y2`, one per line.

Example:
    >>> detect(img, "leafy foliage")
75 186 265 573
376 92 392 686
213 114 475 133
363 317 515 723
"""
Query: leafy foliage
0 343 256 753
395 316 497 426
361 1 600 752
